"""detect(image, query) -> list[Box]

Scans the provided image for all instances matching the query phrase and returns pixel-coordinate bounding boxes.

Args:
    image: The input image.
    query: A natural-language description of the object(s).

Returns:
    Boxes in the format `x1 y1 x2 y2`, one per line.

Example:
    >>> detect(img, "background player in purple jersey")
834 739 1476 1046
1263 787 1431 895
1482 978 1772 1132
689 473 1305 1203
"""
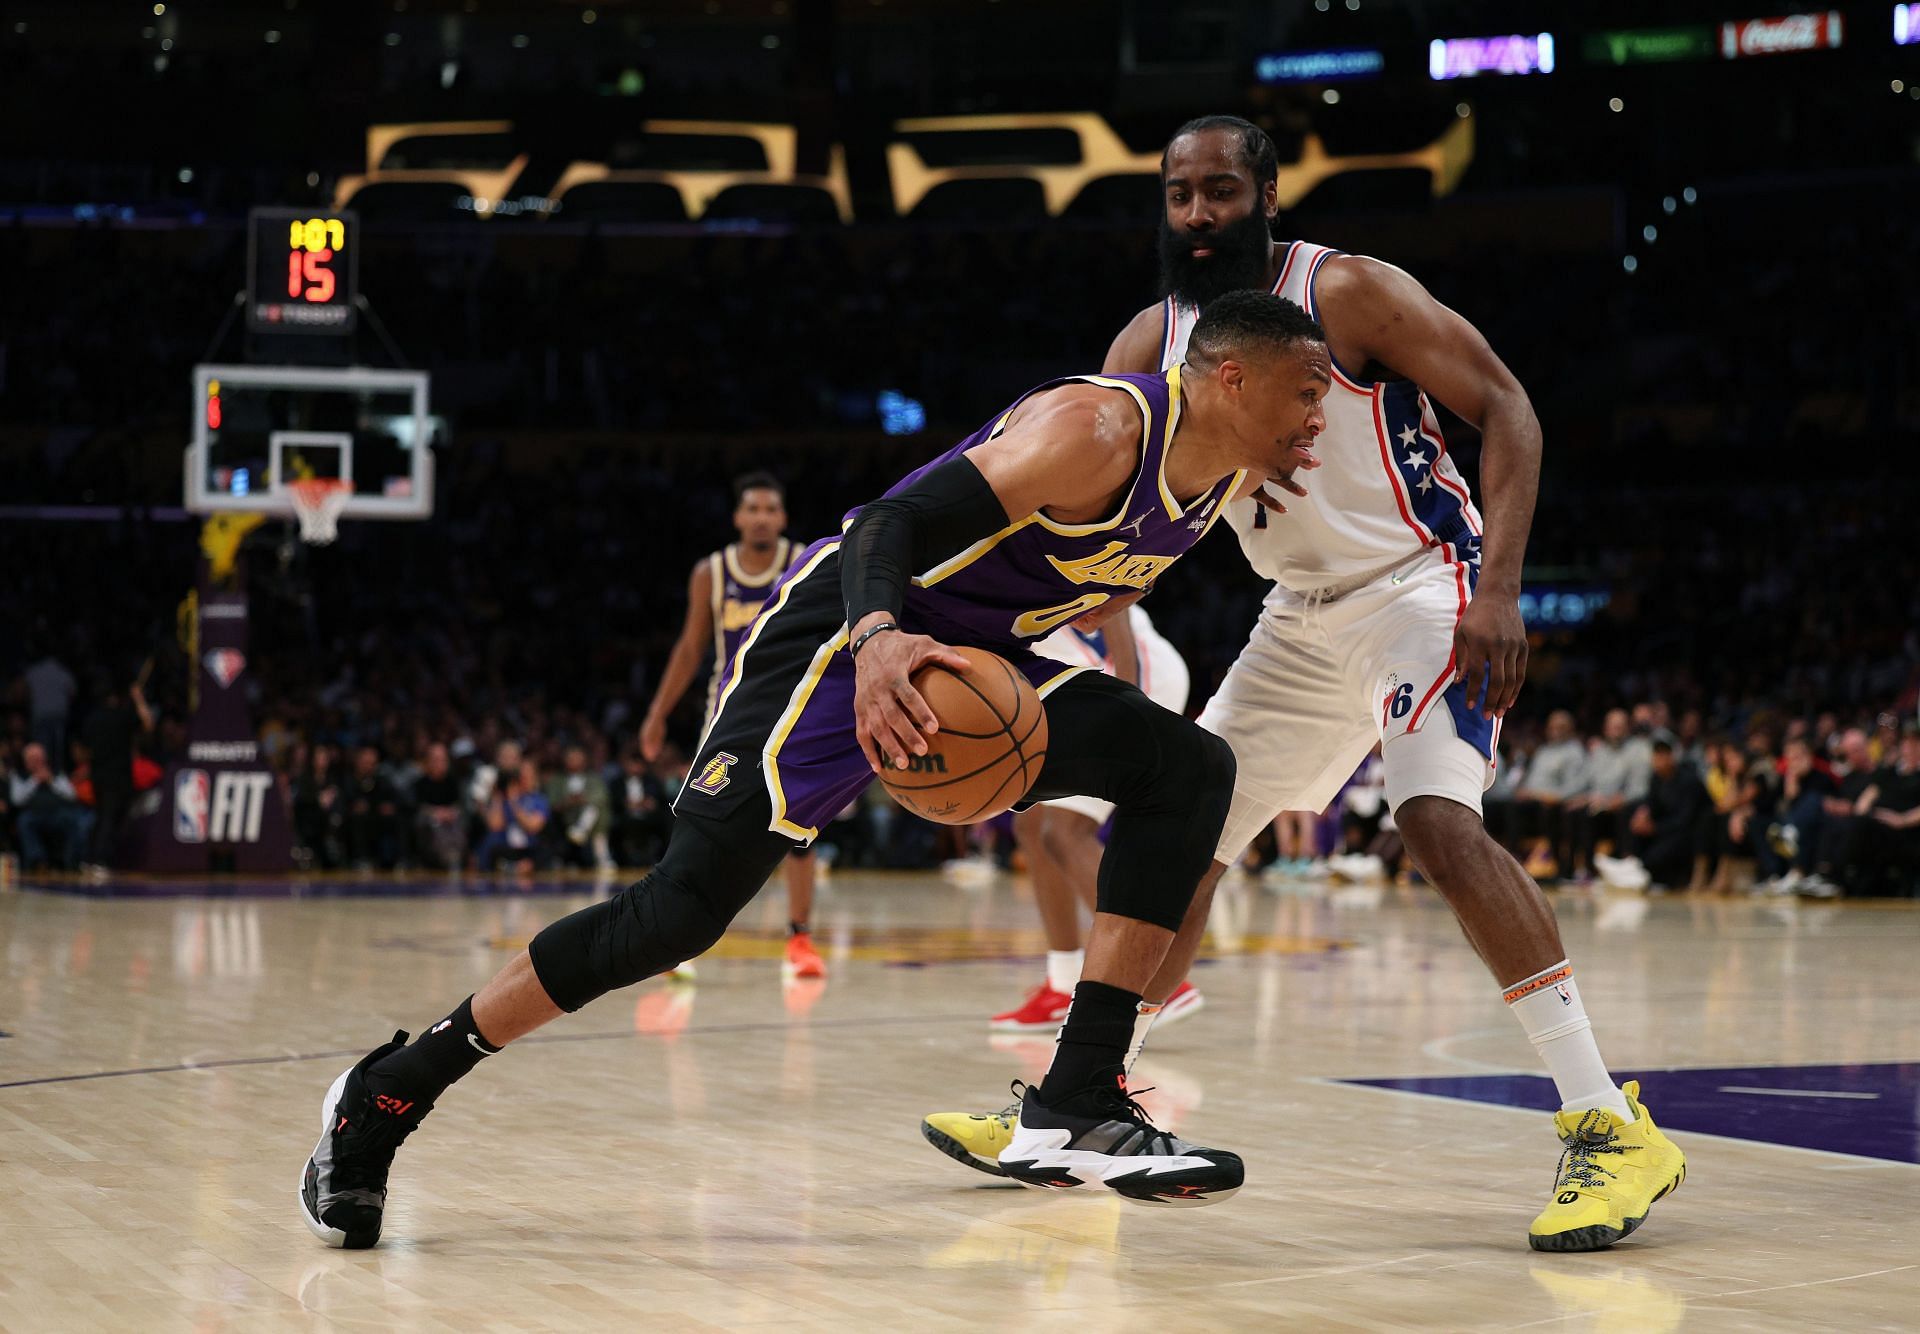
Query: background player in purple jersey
922 116 1686 1255
640 473 825 980
300 292 1328 1244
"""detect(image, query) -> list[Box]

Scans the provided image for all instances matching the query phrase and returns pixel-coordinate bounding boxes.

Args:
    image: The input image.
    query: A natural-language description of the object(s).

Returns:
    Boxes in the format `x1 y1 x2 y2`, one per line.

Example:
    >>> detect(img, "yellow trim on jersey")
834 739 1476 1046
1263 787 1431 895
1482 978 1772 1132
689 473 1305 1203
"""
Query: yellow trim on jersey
915 374 1159 588
1036 664 1094 698
763 623 850 843
1154 364 1189 520
723 538 789 589
704 539 840 743
706 549 728 688
1190 469 1246 542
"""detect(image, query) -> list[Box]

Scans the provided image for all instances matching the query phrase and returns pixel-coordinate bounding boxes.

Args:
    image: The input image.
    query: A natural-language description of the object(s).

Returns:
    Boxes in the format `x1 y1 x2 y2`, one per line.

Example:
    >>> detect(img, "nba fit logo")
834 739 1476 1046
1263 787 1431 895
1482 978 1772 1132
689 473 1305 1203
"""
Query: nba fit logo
689 752 738 796
172 768 274 844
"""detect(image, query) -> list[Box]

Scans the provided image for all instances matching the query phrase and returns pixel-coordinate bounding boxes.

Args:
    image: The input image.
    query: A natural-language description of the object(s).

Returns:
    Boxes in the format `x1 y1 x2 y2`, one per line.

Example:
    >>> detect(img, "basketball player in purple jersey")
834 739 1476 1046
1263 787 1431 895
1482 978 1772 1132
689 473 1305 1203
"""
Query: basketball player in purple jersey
924 116 1686 1253
640 472 825 979
300 293 1329 1246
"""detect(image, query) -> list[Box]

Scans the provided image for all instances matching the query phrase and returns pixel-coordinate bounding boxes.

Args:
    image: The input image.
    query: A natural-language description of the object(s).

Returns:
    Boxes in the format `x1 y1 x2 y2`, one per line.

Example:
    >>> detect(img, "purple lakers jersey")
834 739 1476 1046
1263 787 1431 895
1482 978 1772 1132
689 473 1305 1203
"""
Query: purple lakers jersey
851 368 1243 650
706 538 792 718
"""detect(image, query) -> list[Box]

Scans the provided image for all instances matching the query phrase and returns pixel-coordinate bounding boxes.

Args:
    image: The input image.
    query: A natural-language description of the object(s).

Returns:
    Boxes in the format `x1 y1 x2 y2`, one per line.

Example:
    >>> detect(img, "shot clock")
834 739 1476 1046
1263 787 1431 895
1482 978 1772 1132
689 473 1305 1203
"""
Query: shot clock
246 208 358 335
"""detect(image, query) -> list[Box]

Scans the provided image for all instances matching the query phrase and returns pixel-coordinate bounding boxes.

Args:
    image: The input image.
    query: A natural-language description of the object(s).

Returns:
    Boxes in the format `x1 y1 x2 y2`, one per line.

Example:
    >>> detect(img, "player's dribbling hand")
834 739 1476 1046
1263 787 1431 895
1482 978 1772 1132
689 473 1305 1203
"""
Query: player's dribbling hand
850 616 969 773
1453 592 1528 720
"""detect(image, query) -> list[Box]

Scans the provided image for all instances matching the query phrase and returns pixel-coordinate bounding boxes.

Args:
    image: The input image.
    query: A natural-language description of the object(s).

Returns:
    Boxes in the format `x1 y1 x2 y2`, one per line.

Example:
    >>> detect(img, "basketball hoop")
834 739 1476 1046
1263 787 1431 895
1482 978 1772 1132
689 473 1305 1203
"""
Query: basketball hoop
287 477 353 546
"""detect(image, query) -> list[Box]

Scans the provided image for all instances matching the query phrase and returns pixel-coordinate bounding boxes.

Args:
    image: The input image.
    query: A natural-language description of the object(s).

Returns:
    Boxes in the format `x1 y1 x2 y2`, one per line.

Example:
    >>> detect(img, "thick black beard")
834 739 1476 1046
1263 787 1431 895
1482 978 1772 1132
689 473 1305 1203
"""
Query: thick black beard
1157 210 1275 307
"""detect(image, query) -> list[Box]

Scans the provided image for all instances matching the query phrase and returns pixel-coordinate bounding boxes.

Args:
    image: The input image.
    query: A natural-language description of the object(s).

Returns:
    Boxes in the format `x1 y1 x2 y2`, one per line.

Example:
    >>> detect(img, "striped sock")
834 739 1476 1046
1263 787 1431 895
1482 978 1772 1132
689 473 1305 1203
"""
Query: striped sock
1504 962 1632 1120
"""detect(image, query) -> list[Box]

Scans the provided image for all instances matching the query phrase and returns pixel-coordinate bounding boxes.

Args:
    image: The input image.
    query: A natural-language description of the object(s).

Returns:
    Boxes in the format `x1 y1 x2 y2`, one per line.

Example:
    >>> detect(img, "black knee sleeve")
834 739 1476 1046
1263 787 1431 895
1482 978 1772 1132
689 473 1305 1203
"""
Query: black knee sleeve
1097 716 1236 931
528 811 787 1013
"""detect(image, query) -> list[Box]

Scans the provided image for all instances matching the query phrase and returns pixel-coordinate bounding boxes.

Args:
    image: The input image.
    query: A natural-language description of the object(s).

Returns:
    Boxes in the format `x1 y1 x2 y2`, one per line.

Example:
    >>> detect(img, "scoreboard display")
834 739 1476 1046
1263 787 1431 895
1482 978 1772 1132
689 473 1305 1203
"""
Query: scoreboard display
246 208 358 335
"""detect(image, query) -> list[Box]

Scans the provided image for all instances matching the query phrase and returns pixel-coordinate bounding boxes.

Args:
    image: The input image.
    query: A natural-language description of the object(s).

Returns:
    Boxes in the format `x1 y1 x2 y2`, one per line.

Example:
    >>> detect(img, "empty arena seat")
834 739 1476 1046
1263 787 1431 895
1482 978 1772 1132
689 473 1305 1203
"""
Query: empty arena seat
1060 173 1162 222
551 182 689 224
703 185 843 224
1294 168 1434 213
343 181 482 222
910 178 1048 224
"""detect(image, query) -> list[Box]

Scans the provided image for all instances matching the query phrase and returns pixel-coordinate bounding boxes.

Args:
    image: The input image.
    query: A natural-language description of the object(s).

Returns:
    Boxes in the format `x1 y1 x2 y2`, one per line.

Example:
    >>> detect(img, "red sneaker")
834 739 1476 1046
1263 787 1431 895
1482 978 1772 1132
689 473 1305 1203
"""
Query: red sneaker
1155 980 1205 1027
785 931 827 979
990 982 1072 1032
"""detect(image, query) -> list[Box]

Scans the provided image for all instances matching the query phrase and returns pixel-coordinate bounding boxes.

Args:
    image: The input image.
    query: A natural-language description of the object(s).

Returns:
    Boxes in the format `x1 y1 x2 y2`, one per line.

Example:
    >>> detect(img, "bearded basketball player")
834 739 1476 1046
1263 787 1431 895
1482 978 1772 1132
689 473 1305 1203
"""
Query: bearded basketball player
300 292 1329 1247
641 473 824 978
922 116 1686 1254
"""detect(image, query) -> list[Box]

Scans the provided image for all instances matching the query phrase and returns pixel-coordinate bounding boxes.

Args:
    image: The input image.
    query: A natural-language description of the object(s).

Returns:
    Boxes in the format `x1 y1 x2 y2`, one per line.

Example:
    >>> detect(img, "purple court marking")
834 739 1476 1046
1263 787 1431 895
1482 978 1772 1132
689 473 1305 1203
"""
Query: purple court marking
1342 1063 1920 1165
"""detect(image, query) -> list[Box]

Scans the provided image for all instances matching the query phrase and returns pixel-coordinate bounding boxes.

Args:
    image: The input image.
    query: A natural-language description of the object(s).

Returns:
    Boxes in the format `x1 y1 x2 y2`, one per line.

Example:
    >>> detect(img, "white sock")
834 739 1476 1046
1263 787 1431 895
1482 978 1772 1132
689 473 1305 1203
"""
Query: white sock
1504 961 1633 1120
1124 1000 1163 1073
1046 949 1083 995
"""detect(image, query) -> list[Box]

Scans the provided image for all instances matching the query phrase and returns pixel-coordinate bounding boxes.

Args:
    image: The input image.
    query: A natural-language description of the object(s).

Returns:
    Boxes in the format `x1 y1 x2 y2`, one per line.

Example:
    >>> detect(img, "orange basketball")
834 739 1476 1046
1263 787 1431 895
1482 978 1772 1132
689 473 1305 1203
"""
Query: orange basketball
878 648 1048 825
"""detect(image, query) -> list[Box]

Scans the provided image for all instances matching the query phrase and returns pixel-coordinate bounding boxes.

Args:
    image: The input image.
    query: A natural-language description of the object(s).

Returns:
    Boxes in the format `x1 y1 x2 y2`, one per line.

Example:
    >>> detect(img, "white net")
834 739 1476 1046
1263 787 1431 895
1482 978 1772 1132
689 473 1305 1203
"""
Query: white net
287 479 353 546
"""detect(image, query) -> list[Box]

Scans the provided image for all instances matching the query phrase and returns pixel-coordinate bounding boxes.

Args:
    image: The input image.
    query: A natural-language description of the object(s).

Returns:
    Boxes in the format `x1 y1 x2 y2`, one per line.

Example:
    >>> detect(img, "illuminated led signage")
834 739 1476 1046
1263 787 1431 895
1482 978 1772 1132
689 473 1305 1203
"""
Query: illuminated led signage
1429 33 1555 80
1582 27 1716 65
1254 47 1386 84
1896 3 1920 44
1718 11 1844 58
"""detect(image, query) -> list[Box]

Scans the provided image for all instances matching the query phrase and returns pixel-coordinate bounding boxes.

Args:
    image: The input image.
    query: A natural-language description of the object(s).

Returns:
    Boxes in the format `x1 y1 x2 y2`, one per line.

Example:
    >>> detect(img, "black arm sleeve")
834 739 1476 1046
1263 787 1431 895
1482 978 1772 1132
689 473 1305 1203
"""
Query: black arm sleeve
841 454 1011 630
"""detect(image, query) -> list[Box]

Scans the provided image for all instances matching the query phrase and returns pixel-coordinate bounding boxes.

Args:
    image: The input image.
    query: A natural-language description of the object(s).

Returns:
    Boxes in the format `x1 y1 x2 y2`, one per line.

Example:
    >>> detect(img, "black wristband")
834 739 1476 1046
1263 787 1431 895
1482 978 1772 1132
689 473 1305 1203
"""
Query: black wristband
850 621 901 657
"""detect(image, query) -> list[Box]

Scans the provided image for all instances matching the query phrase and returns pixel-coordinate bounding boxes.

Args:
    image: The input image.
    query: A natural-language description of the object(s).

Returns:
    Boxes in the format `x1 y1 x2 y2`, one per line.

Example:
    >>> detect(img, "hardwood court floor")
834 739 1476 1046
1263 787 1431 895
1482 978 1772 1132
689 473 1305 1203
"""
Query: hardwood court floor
2 869 1917 1332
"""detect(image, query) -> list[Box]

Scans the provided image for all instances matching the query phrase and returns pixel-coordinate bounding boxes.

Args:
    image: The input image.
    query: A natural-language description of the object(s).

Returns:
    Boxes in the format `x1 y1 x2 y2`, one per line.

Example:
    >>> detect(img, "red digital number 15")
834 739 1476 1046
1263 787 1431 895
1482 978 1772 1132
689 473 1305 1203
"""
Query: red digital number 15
287 248 336 303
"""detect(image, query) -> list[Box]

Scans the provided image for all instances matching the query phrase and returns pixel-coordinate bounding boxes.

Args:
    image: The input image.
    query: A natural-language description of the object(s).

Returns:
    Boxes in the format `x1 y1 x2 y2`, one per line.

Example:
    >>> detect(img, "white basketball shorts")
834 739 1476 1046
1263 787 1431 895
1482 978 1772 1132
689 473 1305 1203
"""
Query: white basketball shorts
1196 541 1501 865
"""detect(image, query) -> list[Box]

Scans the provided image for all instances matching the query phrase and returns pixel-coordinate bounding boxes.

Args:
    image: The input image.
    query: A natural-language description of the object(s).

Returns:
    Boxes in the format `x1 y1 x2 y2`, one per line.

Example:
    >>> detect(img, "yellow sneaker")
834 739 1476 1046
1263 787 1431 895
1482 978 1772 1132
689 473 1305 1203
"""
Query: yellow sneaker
921 1100 1019 1178
1529 1081 1686 1252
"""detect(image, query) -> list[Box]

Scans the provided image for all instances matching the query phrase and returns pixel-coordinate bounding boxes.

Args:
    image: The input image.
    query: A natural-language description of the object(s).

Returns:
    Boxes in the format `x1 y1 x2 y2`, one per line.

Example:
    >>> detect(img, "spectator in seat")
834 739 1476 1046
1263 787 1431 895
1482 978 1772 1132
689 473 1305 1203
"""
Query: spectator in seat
612 748 673 867
1563 709 1649 879
292 745 345 869
343 745 403 870
1758 737 1837 894
546 744 613 869
411 742 466 871
477 758 551 874
1596 738 1708 890
1831 727 1920 897
1798 728 1878 897
1509 709 1588 880
10 742 91 871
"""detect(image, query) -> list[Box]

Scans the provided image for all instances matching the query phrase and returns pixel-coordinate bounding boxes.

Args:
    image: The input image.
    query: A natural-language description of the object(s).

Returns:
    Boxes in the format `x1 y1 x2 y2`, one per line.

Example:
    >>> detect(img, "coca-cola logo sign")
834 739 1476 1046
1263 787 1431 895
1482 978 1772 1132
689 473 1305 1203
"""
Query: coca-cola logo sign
1719 11 1843 58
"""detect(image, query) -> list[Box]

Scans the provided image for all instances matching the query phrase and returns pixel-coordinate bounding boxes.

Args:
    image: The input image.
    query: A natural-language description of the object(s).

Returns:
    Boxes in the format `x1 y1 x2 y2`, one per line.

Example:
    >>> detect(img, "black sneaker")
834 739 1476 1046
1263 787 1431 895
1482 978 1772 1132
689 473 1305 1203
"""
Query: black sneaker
998 1075 1244 1207
299 1032 429 1248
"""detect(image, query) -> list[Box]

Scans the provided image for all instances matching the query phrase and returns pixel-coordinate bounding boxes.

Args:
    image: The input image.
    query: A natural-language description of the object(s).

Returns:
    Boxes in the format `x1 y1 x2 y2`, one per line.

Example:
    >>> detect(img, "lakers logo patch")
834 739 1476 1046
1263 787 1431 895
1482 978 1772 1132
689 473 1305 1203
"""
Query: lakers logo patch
690 752 738 796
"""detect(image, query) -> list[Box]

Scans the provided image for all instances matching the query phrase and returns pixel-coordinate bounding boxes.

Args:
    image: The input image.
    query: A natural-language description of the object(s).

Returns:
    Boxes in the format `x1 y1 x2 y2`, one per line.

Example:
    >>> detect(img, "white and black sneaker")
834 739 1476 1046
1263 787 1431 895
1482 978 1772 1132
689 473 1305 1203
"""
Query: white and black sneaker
299 1032 429 1249
998 1076 1244 1208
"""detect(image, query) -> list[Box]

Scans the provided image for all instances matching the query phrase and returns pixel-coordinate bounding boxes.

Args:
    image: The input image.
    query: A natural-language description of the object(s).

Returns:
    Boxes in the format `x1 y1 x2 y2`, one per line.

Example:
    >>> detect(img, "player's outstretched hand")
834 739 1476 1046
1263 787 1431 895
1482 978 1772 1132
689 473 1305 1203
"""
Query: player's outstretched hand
1069 589 1144 634
851 621 970 773
1453 592 1528 720
1247 456 1319 516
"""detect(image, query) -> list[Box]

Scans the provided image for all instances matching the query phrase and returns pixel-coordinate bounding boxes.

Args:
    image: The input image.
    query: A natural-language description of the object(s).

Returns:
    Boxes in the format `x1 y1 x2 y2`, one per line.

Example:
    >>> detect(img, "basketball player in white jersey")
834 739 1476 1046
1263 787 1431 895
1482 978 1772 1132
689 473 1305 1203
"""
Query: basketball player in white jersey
641 473 825 979
925 116 1685 1253
990 606 1203 1032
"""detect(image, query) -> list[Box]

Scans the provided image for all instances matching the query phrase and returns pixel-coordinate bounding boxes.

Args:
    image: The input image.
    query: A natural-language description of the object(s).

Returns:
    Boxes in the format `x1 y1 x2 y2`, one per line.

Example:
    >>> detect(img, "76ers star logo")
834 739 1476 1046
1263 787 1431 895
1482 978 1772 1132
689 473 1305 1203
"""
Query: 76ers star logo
203 649 246 688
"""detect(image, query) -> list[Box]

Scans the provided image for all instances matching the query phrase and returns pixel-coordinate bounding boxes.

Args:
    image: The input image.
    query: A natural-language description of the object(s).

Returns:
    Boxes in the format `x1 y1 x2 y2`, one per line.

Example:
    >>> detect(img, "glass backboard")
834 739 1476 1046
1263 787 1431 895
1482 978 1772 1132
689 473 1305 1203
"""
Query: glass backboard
185 364 436 520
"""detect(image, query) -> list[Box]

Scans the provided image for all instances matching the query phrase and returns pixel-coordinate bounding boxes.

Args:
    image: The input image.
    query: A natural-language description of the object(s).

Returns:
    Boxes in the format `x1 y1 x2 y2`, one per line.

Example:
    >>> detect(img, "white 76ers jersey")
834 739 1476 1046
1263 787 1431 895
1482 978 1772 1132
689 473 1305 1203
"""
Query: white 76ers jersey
1162 241 1484 591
